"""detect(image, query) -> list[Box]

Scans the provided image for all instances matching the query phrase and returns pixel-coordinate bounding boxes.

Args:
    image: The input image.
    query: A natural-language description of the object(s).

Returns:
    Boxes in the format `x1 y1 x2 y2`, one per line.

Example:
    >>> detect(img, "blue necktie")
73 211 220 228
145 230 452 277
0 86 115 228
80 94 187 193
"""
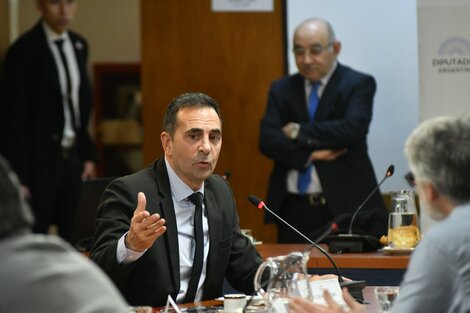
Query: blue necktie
297 82 320 194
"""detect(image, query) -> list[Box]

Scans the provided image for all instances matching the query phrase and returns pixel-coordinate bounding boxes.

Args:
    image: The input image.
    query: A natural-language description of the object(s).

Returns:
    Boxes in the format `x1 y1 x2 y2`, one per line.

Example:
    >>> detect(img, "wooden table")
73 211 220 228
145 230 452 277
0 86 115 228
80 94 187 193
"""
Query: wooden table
256 244 410 269
152 286 379 312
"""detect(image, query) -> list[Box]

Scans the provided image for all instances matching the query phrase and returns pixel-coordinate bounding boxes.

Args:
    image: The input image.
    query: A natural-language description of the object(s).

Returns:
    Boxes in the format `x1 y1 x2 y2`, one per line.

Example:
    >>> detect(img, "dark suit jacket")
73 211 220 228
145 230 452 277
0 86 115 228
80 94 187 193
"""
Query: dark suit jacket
90 158 262 307
259 63 387 237
0 21 96 207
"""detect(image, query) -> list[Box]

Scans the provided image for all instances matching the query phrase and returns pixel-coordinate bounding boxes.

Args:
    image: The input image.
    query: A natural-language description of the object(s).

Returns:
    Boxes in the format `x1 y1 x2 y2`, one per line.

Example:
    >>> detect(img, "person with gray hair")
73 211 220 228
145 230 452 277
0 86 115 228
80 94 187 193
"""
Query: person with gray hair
288 115 470 313
391 115 470 312
0 155 129 313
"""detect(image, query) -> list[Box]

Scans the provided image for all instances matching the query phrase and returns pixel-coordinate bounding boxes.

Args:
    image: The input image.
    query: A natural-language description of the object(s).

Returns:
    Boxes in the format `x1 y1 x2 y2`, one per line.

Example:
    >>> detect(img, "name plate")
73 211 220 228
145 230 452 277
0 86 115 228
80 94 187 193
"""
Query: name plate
309 278 347 308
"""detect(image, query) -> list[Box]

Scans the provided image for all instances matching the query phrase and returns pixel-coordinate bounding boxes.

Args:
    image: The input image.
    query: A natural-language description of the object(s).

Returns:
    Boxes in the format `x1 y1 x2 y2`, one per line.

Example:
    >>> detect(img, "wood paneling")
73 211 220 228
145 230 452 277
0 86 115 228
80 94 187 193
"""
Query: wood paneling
141 0 285 242
256 244 410 269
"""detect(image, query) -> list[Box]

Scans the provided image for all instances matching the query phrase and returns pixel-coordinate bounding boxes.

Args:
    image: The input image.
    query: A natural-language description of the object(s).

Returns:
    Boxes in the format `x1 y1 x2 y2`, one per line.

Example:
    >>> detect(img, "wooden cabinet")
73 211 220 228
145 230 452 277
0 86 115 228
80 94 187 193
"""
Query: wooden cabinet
93 63 142 177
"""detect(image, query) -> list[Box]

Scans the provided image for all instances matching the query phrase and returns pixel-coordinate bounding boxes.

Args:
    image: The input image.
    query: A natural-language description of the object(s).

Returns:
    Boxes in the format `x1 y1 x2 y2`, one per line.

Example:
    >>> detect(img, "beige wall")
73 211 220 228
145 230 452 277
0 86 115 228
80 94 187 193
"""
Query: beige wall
0 0 9 60
14 0 140 63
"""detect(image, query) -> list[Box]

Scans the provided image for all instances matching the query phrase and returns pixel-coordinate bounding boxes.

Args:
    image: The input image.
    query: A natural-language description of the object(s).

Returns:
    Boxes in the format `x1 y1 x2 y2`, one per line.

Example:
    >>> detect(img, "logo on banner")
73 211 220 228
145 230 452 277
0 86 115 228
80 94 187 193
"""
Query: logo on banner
432 36 470 74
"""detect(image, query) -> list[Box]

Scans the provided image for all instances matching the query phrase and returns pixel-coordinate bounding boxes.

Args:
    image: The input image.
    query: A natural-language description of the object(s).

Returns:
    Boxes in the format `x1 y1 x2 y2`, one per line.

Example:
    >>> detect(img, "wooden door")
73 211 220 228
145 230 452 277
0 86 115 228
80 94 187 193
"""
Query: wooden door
141 0 285 243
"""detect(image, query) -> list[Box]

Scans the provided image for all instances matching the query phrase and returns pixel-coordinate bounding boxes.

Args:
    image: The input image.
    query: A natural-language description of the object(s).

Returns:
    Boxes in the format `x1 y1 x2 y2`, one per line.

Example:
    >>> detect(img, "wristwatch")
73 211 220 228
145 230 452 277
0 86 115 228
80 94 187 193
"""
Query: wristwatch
290 123 300 139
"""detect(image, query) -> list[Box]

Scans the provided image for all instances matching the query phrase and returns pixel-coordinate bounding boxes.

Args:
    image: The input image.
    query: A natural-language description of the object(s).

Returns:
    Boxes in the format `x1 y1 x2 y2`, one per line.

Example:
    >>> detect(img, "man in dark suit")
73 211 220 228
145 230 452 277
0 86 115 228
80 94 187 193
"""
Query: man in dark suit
90 93 262 307
260 18 387 243
0 0 96 242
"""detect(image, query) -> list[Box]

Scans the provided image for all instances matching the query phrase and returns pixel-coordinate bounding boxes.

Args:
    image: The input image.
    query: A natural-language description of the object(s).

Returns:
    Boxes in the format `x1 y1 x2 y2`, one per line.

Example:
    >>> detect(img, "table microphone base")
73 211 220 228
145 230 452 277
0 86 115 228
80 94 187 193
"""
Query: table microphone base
324 234 381 253
340 280 366 302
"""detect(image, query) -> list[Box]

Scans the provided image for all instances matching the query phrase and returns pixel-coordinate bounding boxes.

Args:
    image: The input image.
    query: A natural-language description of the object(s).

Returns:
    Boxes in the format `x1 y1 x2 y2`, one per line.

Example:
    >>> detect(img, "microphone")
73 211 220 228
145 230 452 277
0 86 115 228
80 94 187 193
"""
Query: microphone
307 213 351 241
324 164 395 253
248 195 366 302
222 170 232 180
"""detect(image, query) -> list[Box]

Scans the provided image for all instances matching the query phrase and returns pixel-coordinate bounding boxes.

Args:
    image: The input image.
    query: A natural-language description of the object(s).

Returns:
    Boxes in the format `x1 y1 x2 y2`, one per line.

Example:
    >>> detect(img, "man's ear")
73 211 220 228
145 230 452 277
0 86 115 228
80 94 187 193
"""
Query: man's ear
427 182 440 202
333 41 341 56
421 180 439 203
161 132 171 153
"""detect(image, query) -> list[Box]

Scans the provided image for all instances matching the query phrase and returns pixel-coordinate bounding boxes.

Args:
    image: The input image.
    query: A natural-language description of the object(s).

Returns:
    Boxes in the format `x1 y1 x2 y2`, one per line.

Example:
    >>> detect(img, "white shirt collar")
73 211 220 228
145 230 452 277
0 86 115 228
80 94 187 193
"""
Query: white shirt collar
41 20 69 43
164 157 204 203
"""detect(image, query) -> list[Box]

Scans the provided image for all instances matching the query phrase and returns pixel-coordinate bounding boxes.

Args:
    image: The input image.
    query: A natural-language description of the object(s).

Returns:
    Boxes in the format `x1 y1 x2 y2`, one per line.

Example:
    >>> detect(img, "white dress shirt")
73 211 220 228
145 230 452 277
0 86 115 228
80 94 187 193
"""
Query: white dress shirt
42 21 81 148
286 61 338 194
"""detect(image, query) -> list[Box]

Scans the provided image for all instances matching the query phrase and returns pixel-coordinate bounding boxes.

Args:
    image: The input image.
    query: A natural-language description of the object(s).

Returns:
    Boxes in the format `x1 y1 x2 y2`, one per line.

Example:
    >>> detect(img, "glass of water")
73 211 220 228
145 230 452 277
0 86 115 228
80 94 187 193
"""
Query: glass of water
374 286 399 313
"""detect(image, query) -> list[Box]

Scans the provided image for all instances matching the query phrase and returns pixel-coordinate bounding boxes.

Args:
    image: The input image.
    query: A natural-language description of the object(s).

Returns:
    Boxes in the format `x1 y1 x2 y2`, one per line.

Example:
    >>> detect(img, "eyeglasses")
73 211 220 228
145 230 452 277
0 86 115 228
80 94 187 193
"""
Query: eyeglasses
293 42 333 57
404 172 415 187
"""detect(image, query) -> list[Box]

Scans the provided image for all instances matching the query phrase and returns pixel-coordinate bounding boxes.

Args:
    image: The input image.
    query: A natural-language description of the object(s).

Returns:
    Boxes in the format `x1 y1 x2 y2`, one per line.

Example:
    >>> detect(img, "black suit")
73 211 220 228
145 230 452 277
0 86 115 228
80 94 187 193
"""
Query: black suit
90 158 262 307
0 21 96 240
260 63 387 239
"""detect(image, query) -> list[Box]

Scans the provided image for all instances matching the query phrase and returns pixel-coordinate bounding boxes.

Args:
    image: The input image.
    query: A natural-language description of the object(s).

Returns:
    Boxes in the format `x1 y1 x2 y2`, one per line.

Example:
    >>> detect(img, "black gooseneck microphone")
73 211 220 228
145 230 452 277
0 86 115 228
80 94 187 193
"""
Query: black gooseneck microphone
348 165 395 235
247 195 366 302
324 164 395 253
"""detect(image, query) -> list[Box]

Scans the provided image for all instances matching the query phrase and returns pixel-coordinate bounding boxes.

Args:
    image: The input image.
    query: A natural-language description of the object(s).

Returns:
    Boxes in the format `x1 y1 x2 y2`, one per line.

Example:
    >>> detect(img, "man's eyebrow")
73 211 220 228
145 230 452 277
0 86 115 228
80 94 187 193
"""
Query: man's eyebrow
185 128 222 134
186 128 203 134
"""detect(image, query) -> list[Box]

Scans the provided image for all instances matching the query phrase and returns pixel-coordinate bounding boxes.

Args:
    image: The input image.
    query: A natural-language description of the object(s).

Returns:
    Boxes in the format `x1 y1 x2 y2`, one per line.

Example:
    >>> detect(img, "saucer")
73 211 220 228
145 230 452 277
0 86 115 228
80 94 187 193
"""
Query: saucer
379 246 415 255
216 295 263 305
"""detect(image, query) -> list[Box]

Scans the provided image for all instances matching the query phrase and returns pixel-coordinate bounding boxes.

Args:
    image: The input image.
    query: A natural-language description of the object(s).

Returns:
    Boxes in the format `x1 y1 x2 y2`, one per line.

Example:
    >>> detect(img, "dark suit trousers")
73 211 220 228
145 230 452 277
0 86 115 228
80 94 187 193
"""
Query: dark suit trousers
277 193 333 243
32 151 82 243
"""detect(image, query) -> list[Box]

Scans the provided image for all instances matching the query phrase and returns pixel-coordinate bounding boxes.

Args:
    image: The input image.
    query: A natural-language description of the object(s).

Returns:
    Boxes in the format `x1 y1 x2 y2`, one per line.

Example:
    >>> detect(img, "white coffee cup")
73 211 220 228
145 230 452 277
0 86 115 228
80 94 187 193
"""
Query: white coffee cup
224 294 247 313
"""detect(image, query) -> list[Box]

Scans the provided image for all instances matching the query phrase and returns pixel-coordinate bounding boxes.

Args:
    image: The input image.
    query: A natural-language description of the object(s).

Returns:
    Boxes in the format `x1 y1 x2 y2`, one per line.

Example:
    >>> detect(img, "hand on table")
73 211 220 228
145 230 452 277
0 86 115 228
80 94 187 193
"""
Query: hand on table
290 288 365 313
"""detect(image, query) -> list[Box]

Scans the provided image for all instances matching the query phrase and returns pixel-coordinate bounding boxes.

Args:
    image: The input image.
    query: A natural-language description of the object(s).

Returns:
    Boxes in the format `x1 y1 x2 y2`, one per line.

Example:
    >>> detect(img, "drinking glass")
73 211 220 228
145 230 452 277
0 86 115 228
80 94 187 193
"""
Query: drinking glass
388 190 421 249
390 190 417 213
374 286 399 313
388 212 421 248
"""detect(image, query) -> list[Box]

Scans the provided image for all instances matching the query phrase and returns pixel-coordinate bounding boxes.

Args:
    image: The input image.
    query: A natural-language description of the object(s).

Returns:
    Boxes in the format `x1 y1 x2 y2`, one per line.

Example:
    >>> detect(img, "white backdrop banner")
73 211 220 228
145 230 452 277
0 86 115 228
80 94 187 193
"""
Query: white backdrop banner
418 0 470 232
418 0 470 120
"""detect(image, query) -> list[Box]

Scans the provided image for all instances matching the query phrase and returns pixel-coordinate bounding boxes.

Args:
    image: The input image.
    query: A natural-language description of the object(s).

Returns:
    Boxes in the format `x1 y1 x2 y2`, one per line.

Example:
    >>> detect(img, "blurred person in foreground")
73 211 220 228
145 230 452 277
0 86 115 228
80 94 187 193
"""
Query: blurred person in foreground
289 115 470 313
259 17 387 243
0 155 128 313
90 92 262 307
0 0 96 242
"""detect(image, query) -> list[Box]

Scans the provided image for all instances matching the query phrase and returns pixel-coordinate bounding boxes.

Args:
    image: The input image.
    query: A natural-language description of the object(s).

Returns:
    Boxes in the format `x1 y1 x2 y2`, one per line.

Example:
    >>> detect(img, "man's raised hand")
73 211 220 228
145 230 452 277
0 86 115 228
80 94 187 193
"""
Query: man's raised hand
125 192 166 252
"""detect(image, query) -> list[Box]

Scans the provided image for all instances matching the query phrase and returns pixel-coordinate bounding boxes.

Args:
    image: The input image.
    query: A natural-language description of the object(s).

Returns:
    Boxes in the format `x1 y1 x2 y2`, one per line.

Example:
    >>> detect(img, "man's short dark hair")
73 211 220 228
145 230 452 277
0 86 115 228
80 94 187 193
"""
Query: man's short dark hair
163 92 222 137
0 155 34 239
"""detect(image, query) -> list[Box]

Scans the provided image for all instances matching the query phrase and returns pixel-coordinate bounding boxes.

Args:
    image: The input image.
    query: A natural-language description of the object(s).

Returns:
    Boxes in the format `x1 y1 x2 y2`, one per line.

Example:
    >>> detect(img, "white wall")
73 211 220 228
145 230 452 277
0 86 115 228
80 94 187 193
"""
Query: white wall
287 0 420 192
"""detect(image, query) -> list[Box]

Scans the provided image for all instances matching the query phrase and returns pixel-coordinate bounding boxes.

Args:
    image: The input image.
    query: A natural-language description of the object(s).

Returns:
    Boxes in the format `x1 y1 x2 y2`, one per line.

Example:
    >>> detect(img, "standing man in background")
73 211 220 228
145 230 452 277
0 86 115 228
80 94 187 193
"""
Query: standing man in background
0 0 96 242
259 17 387 243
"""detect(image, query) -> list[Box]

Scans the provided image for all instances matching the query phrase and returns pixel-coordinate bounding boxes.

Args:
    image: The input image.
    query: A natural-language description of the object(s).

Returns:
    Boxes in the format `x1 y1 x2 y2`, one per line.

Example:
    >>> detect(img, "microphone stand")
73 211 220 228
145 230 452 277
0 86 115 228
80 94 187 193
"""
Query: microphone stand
324 165 394 253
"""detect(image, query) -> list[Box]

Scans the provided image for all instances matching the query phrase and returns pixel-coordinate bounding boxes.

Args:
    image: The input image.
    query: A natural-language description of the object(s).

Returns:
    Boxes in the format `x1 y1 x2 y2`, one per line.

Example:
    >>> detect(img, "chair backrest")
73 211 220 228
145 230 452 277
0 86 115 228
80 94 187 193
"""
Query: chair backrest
71 177 114 250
